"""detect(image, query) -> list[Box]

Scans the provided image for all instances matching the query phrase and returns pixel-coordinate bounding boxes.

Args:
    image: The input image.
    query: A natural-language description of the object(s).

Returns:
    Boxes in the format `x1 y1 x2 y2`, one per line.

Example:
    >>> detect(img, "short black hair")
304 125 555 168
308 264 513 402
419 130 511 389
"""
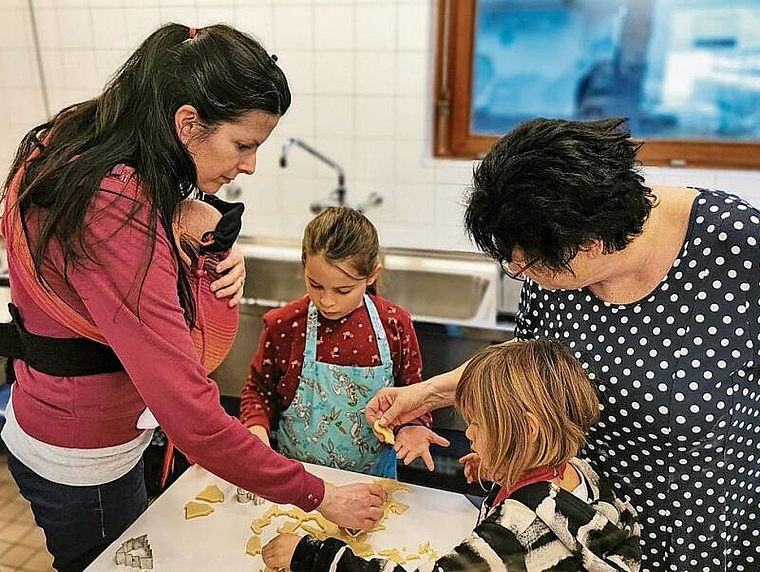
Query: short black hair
465 117 654 272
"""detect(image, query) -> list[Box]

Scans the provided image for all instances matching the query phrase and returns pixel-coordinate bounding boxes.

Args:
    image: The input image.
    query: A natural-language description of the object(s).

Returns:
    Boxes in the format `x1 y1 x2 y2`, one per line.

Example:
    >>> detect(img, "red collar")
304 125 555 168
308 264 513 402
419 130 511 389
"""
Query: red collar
492 463 567 507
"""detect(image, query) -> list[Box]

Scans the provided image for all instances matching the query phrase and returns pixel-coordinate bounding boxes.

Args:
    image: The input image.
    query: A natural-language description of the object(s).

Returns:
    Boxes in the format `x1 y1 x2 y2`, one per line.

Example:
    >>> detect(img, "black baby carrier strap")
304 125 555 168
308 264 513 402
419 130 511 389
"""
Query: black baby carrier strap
0 303 124 382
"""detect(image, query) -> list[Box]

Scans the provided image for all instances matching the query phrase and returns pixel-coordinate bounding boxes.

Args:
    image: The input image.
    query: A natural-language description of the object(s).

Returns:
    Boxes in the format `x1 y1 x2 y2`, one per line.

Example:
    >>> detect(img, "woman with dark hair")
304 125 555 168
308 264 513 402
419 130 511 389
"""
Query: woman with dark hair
366 118 759 570
0 23 384 572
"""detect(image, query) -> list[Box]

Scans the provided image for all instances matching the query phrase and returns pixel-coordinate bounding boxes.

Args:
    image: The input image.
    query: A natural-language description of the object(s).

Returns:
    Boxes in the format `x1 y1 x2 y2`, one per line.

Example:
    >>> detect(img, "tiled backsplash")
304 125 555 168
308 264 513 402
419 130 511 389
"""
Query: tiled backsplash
1 0 758 253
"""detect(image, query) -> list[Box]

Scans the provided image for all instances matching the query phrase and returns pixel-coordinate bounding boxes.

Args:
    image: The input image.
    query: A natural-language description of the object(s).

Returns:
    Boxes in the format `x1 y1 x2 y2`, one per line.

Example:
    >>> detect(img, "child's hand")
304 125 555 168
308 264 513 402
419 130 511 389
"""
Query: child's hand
262 533 301 570
394 426 451 471
459 452 493 484
248 425 271 447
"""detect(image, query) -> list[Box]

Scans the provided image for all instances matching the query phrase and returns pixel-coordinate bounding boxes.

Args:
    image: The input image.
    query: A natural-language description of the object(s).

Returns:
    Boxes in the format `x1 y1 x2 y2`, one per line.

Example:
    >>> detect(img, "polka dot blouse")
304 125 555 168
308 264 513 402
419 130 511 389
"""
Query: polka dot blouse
515 189 760 571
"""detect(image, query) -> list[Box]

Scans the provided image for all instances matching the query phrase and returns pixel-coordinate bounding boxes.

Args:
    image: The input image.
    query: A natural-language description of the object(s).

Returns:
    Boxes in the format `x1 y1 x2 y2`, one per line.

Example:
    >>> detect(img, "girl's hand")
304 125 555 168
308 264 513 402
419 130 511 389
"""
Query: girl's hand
248 425 271 447
459 452 493 483
210 243 245 307
262 533 301 570
394 426 451 471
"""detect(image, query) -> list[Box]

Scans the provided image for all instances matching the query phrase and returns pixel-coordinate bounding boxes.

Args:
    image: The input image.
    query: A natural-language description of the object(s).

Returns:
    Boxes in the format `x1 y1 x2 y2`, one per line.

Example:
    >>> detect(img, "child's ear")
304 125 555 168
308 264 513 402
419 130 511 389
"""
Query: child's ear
524 412 540 442
367 264 382 286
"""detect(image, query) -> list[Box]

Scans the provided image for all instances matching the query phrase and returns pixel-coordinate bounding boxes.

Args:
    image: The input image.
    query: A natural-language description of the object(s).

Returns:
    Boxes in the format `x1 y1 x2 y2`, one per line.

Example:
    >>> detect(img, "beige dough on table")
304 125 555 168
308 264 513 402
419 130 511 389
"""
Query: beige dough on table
195 484 225 503
184 501 214 520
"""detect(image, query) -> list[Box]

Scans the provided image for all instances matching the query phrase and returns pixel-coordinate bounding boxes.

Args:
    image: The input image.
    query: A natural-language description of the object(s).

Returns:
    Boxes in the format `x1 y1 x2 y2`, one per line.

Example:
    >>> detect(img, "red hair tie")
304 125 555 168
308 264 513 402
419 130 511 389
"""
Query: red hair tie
188 27 197 40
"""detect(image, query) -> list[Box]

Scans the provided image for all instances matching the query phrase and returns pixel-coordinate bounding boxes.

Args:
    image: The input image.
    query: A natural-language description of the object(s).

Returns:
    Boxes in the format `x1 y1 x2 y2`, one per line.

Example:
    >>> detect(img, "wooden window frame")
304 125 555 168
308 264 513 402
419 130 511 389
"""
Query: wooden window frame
434 0 760 170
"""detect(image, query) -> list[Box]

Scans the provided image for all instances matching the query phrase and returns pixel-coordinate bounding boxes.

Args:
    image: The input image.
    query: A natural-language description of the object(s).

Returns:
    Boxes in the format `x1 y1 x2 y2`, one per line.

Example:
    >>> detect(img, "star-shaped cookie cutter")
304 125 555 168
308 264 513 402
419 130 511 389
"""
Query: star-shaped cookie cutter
115 534 153 569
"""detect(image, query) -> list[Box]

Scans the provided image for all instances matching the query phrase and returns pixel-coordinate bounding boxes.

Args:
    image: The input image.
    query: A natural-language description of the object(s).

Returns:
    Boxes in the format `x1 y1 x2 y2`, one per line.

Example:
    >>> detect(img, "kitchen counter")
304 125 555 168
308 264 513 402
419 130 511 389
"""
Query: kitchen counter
85 462 479 571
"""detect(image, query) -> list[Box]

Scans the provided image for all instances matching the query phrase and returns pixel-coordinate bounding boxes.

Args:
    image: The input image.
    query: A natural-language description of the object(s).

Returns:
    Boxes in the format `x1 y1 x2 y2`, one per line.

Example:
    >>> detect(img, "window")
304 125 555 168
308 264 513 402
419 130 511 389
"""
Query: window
434 0 760 169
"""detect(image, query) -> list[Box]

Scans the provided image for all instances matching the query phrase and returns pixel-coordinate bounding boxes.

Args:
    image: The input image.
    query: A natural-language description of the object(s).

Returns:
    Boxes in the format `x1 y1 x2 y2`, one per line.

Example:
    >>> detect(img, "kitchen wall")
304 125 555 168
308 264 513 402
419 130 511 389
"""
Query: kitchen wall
1 0 758 253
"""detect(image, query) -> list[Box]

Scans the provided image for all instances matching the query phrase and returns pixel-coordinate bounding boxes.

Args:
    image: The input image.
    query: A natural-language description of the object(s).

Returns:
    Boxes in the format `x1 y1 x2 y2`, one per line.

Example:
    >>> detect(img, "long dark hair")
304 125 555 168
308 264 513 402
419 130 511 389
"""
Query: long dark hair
3 23 290 324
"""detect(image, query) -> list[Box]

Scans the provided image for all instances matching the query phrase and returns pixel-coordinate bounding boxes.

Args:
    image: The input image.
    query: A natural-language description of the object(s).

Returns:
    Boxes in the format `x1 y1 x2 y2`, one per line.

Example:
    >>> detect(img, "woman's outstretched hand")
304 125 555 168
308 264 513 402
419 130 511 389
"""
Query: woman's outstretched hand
316 482 386 530
365 384 432 430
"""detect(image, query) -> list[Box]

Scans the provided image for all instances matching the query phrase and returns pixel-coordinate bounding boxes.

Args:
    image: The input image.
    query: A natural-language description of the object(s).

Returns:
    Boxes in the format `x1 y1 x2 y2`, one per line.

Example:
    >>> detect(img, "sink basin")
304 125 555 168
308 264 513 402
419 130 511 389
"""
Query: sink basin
239 240 497 324
243 258 305 305
214 238 500 396
380 269 489 320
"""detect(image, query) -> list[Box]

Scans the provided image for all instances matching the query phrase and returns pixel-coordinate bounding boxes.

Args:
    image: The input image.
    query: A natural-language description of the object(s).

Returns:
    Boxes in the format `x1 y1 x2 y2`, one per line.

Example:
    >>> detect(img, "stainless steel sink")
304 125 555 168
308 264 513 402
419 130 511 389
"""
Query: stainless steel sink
243 258 305 305
213 238 500 397
239 242 496 323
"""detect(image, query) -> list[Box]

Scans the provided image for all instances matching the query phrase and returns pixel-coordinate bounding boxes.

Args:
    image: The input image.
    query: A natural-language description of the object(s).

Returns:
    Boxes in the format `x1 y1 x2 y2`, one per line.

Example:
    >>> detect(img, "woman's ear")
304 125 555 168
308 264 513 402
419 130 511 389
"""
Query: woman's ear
175 104 200 144
581 239 604 258
367 264 382 286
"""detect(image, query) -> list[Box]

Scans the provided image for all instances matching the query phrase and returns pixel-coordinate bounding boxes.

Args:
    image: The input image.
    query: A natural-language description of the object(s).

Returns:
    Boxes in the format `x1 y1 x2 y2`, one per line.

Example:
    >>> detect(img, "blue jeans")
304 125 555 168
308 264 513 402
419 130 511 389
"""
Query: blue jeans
7 452 147 572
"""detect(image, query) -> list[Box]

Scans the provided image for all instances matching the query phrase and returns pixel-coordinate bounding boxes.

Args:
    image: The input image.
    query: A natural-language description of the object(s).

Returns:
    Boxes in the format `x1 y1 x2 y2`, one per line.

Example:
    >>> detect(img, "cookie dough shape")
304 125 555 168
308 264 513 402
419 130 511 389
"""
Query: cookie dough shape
184 501 215 519
245 535 262 557
195 484 225 503
373 421 395 444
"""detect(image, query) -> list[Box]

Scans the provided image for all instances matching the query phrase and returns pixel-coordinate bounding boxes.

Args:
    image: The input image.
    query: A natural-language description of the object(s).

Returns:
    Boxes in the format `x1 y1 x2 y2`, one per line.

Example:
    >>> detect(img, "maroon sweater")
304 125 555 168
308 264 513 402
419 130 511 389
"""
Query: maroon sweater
240 294 427 432
6 166 323 509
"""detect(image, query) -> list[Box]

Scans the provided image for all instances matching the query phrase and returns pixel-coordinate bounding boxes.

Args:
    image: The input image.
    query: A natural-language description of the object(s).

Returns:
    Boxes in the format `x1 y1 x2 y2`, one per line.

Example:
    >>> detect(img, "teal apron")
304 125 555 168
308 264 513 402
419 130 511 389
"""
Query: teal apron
277 295 397 477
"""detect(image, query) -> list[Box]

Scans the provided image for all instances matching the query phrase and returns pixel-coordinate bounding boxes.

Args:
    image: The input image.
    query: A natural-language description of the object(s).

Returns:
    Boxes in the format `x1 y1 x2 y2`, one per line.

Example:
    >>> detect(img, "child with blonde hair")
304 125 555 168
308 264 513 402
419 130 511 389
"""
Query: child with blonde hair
262 339 642 571
240 207 447 477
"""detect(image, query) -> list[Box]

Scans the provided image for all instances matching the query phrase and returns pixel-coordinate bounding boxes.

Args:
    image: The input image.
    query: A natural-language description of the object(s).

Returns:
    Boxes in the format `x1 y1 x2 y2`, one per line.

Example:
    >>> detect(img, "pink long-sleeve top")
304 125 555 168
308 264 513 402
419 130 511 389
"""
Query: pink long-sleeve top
6 166 324 510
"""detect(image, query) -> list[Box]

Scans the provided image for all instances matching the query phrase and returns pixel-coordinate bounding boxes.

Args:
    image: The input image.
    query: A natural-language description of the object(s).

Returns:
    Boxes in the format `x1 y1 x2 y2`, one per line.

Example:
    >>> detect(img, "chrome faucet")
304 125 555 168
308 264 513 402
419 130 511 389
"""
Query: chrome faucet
279 138 383 214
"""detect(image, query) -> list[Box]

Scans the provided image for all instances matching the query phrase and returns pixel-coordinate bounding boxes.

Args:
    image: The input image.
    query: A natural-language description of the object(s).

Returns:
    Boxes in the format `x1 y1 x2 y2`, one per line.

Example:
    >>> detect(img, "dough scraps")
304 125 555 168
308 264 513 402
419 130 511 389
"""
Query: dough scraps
245 535 262 557
246 476 415 559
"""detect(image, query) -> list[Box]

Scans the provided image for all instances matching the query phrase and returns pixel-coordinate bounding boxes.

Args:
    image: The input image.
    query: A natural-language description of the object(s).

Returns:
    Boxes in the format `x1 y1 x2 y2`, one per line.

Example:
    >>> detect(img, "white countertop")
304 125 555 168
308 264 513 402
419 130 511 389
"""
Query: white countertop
85 463 479 571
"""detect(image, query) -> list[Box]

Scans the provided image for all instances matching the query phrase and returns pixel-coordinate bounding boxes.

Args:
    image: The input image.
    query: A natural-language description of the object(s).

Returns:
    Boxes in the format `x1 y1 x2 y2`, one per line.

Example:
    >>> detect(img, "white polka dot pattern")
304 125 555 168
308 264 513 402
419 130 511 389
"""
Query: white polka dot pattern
515 190 760 570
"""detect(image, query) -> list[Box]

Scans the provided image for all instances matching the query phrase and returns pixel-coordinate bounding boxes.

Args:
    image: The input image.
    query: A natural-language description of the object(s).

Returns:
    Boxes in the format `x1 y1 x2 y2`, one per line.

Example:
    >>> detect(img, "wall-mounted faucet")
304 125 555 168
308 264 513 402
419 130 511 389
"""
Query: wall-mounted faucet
279 138 383 214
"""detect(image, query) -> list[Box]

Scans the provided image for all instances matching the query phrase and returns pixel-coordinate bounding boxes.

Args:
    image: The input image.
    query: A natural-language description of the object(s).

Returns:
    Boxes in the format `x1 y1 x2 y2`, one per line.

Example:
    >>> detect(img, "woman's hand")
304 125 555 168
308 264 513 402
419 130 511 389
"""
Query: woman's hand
210 243 245 307
365 384 432 430
394 426 451 471
262 533 301 570
317 482 386 530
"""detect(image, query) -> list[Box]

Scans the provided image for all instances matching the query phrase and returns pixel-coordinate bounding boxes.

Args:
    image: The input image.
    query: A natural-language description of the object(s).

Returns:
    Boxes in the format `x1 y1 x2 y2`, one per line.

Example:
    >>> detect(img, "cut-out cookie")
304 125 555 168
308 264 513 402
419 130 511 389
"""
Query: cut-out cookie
373 421 395 444
195 484 224 503
246 535 262 557
184 501 215 519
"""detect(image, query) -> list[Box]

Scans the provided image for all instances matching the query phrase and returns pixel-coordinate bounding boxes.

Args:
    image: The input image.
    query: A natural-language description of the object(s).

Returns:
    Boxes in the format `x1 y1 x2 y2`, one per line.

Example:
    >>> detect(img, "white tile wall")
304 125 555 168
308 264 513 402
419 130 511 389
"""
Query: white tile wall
0 0 758 253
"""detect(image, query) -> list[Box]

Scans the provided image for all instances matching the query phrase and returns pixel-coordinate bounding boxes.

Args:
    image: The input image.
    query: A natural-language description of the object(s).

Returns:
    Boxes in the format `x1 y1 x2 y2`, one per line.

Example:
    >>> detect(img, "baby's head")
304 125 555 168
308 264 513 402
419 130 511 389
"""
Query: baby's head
455 339 600 488
301 207 381 320
173 198 222 265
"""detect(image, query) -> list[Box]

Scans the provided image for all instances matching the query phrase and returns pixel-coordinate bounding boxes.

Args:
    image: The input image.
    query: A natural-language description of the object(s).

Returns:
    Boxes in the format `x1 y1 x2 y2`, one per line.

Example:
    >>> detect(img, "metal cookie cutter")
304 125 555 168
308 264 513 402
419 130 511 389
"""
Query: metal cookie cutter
236 487 265 505
115 534 153 569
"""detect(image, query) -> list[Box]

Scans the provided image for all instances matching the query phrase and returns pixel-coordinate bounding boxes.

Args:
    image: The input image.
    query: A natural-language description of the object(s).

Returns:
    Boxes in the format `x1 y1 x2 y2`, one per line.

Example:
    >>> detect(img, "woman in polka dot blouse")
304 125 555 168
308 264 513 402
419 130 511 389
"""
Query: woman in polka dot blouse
367 118 759 571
